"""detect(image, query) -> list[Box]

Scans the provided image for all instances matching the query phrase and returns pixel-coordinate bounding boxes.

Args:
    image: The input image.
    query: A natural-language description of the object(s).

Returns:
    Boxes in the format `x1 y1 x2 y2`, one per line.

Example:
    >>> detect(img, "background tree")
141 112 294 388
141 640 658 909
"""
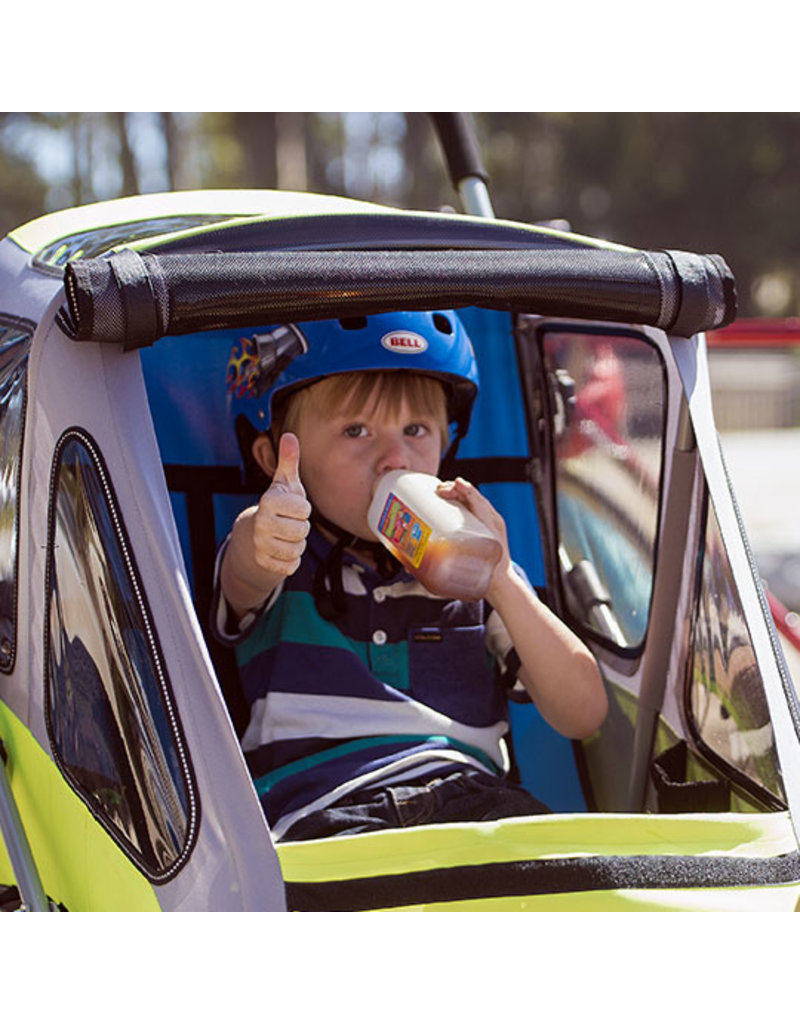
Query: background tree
0 123 47 232
2 111 800 318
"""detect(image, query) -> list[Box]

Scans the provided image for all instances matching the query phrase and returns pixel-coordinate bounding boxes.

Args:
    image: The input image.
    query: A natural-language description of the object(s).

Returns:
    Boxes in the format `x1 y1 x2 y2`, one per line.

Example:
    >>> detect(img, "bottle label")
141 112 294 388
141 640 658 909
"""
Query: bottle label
377 492 431 568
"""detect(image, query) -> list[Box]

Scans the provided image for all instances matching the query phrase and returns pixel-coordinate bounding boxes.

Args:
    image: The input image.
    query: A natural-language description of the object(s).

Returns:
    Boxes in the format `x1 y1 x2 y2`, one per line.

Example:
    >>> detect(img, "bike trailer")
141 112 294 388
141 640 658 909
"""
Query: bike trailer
1 186 799 911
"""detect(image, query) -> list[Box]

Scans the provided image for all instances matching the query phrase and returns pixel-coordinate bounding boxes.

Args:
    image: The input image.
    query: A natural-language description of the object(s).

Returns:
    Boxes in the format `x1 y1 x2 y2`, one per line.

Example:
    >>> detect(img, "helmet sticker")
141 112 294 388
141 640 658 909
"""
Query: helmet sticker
380 330 429 354
227 313 478 479
226 336 260 398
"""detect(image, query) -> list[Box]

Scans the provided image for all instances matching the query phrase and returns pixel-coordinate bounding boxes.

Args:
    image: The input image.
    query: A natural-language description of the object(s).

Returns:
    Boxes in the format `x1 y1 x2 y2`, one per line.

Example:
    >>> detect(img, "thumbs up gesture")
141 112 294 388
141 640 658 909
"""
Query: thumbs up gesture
269 431 306 494
252 432 312 577
221 433 312 616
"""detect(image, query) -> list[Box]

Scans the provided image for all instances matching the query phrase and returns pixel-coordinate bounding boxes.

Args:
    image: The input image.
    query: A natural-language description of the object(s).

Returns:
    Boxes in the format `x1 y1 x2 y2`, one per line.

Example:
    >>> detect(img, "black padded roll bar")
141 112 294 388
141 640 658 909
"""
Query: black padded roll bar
59 245 736 350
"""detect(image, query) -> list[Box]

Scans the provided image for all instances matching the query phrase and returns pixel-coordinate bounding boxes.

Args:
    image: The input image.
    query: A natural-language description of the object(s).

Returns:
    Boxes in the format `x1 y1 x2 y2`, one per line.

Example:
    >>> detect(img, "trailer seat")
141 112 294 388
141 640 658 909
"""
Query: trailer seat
138 312 589 811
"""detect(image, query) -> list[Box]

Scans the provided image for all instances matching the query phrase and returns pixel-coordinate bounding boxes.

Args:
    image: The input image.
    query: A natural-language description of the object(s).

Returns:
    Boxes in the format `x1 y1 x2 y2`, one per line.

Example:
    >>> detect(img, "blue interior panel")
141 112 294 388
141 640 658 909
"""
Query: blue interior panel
140 325 268 467
139 310 586 812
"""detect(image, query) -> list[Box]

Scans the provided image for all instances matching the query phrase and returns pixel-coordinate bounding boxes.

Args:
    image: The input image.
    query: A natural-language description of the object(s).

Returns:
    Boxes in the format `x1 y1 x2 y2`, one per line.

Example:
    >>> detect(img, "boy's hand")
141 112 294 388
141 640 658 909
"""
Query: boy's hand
436 477 512 596
252 432 312 578
438 475 607 738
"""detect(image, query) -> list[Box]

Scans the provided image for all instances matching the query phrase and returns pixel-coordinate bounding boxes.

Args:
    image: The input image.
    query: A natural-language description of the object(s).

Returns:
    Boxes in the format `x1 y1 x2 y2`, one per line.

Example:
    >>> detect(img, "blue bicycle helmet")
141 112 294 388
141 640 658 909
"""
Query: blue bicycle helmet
227 311 479 460
227 310 481 618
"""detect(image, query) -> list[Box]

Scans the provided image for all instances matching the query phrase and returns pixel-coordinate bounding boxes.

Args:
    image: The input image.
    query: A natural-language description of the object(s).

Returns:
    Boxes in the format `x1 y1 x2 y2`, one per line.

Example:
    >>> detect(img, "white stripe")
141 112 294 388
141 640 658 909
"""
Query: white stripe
374 576 435 600
241 691 507 764
341 564 368 596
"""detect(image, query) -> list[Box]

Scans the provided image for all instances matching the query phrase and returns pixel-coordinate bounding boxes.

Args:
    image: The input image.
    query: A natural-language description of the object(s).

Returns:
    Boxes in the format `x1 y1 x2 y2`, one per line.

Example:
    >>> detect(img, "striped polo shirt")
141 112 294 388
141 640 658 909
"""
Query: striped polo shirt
214 527 518 839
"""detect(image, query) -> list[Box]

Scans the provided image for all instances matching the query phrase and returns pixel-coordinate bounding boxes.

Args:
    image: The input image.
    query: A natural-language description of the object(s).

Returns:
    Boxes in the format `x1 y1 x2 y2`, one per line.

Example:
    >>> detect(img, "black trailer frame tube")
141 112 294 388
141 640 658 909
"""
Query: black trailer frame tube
59 246 736 350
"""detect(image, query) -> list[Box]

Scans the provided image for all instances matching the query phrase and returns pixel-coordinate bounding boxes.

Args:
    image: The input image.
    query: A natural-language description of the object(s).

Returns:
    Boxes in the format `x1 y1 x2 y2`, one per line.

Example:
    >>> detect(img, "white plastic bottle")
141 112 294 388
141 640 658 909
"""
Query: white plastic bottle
367 470 502 600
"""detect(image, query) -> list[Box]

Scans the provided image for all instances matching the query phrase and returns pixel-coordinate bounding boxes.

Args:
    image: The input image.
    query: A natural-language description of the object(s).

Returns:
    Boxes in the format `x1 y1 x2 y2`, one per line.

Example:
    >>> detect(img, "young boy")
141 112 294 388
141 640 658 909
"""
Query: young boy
216 311 606 841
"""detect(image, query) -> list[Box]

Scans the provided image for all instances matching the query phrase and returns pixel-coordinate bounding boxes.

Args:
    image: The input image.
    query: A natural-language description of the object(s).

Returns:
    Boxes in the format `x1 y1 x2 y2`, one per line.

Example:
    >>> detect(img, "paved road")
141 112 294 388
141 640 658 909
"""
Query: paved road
720 429 800 682
720 429 800 557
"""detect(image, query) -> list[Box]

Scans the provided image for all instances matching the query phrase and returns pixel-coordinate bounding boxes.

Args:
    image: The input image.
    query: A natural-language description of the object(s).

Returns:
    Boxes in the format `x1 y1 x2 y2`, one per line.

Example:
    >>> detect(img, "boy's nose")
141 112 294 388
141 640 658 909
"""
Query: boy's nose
375 437 410 475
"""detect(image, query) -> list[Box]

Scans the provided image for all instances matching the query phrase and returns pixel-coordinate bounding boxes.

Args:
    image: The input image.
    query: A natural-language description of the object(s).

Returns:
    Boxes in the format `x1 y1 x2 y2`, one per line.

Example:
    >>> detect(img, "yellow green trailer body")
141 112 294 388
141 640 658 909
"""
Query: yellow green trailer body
1 188 798 911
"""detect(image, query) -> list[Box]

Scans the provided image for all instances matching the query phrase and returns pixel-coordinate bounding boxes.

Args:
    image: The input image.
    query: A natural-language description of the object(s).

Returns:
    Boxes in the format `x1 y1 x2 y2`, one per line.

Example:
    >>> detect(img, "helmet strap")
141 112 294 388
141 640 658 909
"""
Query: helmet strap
310 509 401 623
438 428 465 482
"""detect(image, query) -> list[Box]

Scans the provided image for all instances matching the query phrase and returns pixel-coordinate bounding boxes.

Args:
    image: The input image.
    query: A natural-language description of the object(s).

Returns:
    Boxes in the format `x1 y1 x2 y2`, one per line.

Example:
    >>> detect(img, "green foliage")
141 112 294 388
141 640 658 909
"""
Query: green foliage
3 112 800 317
477 113 800 318
0 116 48 237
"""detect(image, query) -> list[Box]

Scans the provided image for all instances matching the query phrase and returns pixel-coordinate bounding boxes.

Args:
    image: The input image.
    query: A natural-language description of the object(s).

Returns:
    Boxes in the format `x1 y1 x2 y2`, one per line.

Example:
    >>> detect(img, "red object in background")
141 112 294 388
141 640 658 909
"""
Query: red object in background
577 341 626 435
766 589 800 653
708 318 800 349
560 341 627 459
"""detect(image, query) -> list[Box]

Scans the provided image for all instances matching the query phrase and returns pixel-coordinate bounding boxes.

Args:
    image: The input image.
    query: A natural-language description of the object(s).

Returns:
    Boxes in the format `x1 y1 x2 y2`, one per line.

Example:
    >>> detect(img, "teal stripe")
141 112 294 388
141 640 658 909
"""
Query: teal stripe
239 591 358 661
239 590 410 691
254 734 501 795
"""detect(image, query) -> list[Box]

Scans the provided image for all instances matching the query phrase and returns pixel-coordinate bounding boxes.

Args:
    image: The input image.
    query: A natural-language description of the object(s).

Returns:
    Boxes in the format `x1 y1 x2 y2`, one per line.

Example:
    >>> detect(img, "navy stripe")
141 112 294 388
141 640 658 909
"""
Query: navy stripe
282 541 484 643
223 524 512 830
239 643 412 703
246 735 349 778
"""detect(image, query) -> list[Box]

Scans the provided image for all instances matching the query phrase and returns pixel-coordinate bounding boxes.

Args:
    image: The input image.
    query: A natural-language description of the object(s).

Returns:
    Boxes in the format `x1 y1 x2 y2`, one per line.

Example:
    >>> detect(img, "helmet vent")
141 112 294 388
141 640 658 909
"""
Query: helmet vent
339 316 369 330
433 313 454 335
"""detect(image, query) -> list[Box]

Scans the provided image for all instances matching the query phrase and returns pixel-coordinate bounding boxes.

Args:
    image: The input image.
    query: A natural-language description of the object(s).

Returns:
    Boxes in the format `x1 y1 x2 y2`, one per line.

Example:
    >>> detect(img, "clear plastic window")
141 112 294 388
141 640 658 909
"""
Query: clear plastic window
544 329 665 649
46 431 196 879
689 497 785 803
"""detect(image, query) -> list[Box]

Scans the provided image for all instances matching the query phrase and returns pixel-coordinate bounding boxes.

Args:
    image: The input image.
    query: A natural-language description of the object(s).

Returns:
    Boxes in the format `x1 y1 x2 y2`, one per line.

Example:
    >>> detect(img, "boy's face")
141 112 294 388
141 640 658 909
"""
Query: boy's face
278 385 445 540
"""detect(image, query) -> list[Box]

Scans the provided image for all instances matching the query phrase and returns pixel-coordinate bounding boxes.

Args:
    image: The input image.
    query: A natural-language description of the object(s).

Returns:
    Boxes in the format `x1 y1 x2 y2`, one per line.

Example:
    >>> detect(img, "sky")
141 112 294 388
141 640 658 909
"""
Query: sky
2 113 178 207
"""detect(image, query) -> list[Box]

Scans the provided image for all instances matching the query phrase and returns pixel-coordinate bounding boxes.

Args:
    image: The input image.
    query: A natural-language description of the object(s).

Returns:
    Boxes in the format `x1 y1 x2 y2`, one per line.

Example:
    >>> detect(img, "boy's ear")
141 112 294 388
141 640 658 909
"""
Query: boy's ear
251 433 278 479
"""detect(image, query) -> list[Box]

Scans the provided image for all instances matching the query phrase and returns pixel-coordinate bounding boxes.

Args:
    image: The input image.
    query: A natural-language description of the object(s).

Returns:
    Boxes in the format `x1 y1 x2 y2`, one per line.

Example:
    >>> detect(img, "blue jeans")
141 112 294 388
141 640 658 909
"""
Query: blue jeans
280 769 550 841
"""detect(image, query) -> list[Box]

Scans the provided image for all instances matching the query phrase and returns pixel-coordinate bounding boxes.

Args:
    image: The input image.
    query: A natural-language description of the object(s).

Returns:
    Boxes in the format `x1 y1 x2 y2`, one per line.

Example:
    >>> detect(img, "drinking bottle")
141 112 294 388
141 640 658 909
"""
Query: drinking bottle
367 470 502 600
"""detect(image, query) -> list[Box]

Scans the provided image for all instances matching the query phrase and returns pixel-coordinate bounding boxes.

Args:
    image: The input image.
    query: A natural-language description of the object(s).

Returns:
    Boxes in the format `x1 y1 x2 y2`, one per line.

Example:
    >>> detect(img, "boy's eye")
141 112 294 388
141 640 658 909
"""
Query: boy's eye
343 423 367 438
404 423 429 437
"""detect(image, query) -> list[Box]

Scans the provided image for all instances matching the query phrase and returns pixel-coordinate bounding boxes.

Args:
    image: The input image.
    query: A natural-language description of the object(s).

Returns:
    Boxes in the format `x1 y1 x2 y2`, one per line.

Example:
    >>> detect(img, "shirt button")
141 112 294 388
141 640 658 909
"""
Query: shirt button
373 588 386 603
372 629 388 645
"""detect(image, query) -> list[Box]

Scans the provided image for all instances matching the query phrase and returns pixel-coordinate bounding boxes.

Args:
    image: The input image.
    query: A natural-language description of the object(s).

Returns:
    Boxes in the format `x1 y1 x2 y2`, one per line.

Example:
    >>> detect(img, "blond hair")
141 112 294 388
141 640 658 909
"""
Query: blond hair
273 371 450 445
